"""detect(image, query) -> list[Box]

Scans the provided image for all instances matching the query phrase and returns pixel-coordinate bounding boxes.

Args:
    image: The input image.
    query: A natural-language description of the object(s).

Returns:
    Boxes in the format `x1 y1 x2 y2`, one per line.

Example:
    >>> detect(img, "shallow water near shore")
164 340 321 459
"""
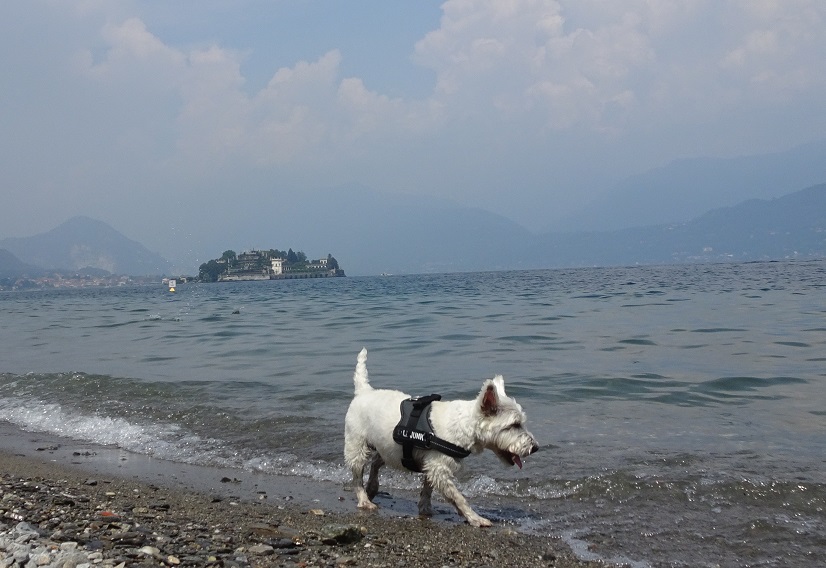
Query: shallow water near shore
2 261 825 566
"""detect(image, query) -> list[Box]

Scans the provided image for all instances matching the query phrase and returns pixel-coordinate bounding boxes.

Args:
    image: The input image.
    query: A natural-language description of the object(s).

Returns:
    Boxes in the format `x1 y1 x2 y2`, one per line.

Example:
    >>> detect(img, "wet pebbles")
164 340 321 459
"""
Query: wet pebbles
1 456 595 568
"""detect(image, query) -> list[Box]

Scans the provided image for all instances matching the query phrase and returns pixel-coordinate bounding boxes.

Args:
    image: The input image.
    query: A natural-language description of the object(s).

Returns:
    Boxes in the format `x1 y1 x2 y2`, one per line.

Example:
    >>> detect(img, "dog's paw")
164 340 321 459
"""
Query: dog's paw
357 501 379 511
466 514 492 528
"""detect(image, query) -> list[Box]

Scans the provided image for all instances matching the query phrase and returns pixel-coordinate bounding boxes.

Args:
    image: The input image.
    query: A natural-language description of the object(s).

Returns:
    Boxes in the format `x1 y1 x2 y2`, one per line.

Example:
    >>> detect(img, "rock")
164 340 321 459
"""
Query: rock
320 524 364 546
248 544 275 556
138 545 161 557
111 531 146 545
246 523 281 538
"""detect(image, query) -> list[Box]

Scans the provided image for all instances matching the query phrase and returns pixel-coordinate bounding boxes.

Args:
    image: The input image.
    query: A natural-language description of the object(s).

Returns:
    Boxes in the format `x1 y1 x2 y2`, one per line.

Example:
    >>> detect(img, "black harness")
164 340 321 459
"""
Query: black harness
392 394 471 472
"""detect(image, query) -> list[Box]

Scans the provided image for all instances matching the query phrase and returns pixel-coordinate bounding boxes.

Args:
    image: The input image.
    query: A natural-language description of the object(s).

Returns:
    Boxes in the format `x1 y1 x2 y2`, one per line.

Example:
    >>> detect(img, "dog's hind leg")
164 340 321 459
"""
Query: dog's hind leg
344 432 378 510
365 453 384 500
418 476 433 517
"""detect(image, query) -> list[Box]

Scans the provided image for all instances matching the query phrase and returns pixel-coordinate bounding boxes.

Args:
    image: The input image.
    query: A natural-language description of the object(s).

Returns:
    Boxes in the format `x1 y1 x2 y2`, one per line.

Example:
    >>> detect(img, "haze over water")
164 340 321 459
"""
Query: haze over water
2 260 825 566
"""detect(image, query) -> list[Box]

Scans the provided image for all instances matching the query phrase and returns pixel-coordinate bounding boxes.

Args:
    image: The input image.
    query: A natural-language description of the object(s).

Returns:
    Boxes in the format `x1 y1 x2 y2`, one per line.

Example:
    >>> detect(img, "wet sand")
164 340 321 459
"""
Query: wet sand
1 425 596 567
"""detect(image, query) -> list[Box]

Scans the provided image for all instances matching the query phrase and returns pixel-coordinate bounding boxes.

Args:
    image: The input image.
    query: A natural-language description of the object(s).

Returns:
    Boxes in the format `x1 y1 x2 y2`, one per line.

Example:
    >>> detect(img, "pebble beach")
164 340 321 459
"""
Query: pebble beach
0 449 597 568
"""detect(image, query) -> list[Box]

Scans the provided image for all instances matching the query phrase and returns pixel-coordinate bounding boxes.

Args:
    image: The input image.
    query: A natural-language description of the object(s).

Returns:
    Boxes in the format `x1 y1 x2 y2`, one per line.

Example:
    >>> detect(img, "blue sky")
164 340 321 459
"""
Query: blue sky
3 1 826 262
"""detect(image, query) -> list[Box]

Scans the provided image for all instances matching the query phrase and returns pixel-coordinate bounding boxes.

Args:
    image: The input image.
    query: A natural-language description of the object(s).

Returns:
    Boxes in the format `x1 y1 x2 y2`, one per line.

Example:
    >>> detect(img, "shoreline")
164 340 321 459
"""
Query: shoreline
1 424 596 567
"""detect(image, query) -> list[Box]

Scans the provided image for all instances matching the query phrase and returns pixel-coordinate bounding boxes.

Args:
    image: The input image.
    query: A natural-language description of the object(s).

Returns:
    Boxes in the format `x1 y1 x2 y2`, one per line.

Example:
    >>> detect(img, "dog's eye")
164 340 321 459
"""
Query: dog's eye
509 422 522 430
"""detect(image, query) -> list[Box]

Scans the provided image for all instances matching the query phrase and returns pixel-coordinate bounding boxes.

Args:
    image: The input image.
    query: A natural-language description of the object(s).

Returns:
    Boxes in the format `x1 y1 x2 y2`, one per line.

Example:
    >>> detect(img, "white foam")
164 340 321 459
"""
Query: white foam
0 397 228 467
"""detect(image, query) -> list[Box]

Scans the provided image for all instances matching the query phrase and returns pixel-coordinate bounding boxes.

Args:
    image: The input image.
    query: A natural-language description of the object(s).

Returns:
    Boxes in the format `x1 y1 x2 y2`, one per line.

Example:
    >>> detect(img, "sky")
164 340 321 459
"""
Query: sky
3 1 826 266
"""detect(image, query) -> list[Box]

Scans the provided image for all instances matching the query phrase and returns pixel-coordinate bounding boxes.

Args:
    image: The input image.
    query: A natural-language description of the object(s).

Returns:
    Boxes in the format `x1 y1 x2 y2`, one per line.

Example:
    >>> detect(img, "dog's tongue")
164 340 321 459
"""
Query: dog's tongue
512 454 523 469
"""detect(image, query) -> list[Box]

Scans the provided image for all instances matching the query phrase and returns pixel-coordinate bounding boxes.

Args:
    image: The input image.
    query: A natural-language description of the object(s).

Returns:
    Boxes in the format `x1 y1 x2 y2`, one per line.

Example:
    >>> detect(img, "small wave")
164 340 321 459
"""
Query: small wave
690 327 747 333
696 375 807 394
618 338 657 346
0 397 233 468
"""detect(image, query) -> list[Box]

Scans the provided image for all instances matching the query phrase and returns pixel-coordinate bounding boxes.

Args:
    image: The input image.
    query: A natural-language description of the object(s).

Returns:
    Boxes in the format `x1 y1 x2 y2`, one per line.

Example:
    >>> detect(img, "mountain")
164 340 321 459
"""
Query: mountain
556 138 826 232
0 216 171 276
188 186 536 276
531 183 826 266
3 183 823 279
170 182 826 275
0 248 44 278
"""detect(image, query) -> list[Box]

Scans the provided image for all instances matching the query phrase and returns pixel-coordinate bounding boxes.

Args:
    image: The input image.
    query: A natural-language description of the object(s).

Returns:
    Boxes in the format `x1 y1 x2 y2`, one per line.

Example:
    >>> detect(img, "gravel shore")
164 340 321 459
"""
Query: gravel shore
1 450 598 568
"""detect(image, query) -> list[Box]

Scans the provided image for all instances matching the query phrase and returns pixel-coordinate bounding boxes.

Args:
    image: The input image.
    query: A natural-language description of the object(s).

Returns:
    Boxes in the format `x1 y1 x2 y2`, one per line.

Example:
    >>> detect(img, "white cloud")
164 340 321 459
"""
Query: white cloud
58 2 826 174
3 1 826 241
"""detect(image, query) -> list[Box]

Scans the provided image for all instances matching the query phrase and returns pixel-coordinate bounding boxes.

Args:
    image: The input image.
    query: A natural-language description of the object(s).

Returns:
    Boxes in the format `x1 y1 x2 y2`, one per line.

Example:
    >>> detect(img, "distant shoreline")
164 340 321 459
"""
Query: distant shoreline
219 270 345 282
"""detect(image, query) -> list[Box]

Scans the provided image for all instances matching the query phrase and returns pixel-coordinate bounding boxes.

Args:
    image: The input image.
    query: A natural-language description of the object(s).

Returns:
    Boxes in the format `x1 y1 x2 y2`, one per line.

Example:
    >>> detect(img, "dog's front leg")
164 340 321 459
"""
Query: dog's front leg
418 476 433 517
428 469 492 527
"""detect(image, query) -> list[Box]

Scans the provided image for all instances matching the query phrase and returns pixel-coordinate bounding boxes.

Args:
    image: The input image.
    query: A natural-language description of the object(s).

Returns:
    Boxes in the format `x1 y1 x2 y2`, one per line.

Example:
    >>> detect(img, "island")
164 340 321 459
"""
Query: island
198 249 344 282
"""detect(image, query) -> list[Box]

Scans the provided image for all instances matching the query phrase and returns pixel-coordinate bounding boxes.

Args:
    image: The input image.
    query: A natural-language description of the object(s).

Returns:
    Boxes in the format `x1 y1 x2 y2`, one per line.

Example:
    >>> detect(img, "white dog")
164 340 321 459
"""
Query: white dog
344 348 539 527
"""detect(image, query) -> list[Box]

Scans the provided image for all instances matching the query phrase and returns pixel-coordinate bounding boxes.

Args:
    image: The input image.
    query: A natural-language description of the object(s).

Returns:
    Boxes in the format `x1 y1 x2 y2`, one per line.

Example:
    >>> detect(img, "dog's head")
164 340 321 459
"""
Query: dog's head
475 376 539 468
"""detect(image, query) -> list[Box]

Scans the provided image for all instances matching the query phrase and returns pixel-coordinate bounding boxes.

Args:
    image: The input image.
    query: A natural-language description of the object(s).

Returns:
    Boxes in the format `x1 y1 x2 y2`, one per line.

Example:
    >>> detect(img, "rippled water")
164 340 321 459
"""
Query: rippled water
2 260 825 566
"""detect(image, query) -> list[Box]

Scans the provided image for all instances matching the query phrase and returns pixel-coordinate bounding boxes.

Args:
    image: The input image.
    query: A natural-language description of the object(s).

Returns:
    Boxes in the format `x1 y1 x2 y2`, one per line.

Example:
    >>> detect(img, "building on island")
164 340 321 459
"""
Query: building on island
215 250 344 281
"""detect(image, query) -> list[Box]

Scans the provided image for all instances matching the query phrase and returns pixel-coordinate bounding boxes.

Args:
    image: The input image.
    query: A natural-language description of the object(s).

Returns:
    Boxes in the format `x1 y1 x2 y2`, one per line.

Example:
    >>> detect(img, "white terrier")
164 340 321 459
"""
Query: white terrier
344 348 539 527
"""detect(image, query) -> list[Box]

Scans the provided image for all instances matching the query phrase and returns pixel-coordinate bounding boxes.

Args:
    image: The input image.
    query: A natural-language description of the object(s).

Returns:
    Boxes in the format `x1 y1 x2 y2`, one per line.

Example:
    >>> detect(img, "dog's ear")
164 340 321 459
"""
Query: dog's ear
479 380 499 415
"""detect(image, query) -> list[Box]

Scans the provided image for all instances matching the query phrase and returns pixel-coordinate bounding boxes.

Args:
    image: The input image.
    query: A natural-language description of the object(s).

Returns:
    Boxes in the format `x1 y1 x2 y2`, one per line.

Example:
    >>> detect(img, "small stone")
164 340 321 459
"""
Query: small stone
60 541 79 551
309 508 325 516
138 546 161 557
247 523 280 538
84 479 98 486
52 496 75 506
166 555 181 565
111 531 145 545
320 524 364 546
248 544 274 556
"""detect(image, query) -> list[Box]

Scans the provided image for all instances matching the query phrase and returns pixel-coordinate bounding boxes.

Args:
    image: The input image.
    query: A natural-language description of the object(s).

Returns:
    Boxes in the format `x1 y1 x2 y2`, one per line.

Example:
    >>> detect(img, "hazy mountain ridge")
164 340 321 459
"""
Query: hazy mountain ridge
0 248 44 278
556 139 826 232
1 184 824 278
0 216 170 276
532 183 826 267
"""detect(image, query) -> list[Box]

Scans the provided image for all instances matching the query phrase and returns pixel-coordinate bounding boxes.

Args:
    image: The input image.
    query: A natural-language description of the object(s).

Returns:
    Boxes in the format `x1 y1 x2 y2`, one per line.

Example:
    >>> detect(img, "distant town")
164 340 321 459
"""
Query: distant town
0 272 161 291
198 249 344 282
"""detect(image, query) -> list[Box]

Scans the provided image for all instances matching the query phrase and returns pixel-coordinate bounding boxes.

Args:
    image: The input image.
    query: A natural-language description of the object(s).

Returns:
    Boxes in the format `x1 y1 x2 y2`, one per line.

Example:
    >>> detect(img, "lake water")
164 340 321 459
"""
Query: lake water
1 260 825 567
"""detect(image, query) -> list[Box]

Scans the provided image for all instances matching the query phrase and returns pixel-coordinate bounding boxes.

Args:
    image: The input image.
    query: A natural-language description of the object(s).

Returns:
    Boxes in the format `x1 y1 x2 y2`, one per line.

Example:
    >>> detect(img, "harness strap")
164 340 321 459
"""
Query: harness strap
392 394 471 472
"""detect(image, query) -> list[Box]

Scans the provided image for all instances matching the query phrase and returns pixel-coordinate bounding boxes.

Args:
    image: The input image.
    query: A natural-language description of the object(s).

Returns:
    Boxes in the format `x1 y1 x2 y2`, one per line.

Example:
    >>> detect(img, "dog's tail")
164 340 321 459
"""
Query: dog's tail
353 347 372 395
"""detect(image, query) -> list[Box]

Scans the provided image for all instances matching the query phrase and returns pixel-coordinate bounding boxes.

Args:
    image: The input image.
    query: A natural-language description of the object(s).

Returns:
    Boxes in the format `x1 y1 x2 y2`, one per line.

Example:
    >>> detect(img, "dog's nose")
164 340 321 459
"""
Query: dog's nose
530 443 539 455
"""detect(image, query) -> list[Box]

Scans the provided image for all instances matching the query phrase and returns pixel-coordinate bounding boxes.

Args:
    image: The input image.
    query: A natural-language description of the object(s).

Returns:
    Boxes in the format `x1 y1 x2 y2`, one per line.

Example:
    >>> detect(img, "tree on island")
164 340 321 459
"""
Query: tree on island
198 259 225 282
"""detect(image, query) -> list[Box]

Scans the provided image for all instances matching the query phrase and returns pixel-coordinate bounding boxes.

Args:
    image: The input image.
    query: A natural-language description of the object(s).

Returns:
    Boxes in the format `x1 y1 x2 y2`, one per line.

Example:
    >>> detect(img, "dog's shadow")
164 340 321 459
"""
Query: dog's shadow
369 491 534 527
